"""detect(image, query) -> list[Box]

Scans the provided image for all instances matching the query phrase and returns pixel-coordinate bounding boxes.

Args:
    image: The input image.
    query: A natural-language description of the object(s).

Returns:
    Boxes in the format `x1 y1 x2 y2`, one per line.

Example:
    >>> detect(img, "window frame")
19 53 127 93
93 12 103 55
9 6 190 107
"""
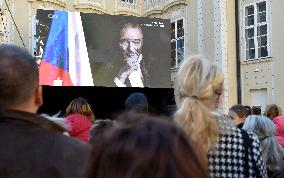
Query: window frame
171 17 185 69
32 15 37 56
243 0 271 61
120 0 136 3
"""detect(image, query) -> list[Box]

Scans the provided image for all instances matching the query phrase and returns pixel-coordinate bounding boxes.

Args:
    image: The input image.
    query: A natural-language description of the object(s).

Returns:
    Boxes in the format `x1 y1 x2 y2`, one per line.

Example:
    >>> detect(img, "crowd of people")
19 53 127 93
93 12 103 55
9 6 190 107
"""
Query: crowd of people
1 44 284 178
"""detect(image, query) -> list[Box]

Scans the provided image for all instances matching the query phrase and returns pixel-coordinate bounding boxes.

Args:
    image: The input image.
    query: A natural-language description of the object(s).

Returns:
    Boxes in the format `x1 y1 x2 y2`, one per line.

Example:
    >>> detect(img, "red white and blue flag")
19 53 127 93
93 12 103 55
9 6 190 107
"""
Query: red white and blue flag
39 11 94 86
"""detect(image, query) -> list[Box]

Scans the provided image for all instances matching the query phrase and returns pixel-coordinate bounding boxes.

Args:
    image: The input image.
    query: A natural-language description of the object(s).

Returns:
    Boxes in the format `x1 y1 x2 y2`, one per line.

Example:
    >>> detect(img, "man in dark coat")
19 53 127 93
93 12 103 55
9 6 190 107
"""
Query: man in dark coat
0 45 92 178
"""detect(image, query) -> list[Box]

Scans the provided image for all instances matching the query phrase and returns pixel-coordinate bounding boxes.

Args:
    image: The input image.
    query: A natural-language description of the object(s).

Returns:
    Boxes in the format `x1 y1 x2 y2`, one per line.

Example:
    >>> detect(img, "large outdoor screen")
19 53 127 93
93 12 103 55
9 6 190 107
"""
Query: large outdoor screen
35 9 171 88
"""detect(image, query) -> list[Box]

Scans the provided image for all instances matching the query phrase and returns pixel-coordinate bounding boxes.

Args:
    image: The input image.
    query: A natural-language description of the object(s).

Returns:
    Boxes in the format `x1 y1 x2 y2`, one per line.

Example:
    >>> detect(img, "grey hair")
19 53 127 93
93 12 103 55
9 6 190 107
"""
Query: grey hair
243 115 284 171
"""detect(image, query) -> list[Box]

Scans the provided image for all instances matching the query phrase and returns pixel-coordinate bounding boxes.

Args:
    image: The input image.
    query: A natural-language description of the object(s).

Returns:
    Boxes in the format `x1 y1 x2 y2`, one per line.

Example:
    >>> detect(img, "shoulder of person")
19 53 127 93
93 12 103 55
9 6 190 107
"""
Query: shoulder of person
51 133 92 166
268 160 284 178
244 129 261 145
211 112 237 135
53 131 92 151
44 133 93 177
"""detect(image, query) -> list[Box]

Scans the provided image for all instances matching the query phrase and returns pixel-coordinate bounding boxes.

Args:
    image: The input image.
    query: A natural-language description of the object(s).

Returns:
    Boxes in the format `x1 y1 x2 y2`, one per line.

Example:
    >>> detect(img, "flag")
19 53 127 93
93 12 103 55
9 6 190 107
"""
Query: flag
39 10 94 86
68 12 94 86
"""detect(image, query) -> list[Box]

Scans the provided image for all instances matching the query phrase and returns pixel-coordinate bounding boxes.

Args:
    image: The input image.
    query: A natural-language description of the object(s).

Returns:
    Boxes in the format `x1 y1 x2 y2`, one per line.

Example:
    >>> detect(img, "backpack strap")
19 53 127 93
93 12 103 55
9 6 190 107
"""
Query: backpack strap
241 129 250 178
240 129 261 178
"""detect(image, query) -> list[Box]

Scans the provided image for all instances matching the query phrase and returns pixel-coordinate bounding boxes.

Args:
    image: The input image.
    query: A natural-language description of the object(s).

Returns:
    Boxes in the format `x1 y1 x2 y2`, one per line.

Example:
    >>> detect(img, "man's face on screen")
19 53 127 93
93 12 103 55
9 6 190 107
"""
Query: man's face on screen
119 26 143 61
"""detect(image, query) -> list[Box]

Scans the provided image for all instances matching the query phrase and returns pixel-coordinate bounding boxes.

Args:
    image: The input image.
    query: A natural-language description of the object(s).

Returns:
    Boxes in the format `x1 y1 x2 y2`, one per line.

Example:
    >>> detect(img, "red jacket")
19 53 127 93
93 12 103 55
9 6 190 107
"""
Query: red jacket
273 115 284 147
66 114 92 143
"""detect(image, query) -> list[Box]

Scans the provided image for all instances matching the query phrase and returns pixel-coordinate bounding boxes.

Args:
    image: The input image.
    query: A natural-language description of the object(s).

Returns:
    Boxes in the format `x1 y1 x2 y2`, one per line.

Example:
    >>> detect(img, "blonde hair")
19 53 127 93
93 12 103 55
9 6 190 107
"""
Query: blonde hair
65 97 95 121
174 56 224 154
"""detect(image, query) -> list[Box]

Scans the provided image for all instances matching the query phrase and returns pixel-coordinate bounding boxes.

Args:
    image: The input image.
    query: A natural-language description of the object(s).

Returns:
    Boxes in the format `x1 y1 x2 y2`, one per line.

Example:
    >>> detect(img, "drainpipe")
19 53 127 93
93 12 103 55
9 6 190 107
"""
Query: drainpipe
235 0 242 104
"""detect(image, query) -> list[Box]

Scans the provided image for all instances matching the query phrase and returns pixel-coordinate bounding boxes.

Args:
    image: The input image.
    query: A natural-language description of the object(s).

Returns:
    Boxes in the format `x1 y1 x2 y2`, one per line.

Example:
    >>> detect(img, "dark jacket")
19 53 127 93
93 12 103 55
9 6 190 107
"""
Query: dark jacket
268 160 284 178
0 109 92 178
92 57 150 87
91 54 170 88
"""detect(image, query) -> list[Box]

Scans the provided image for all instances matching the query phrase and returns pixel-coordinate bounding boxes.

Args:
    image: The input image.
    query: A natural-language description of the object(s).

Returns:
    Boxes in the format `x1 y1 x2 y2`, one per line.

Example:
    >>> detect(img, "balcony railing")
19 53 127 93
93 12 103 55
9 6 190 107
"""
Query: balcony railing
114 0 143 16
144 0 188 16
75 0 106 13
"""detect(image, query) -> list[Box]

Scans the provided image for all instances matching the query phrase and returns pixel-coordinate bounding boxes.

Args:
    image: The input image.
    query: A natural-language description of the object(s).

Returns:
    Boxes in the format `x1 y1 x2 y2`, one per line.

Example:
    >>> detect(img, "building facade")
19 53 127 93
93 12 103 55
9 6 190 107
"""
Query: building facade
1 0 238 112
238 0 284 112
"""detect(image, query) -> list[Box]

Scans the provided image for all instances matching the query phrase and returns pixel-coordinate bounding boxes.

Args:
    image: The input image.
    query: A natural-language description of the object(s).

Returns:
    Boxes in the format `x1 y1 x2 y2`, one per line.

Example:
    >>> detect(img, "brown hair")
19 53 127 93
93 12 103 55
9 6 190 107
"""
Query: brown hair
244 105 252 117
86 113 209 178
252 106 262 115
89 119 115 145
174 56 223 154
65 97 95 121
229 104 247 119
0 45 39 108
264 104 282 120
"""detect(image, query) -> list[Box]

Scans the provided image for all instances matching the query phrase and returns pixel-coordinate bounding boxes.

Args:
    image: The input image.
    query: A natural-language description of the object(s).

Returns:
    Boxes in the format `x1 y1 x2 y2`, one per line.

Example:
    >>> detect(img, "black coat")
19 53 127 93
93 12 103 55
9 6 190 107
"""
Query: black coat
91 53 172 88
92 57 150 87
0 109 92 178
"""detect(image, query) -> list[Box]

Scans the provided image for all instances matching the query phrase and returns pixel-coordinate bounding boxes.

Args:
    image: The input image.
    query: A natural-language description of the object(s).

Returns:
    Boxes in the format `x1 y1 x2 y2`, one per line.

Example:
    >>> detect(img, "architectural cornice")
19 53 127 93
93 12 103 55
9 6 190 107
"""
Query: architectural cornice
74 4 107 14
241 57 273 65
144 9 162 17
163 0 188 12
28 0 66 8
144 0 188 17
114 10 141 16
114 0 142 17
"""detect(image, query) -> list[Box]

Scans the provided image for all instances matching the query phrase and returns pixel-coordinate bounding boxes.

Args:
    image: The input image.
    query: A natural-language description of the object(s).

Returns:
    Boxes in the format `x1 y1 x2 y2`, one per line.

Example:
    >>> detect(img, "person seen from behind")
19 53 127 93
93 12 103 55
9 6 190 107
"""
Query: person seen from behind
244 105 252 117
264 104 282 120
89 119 115 145
124 92 148 113
174 56 267 177
86 113 209 178
0 44 92 177
243 115 284 178
252 106 262 115
65 97 95 143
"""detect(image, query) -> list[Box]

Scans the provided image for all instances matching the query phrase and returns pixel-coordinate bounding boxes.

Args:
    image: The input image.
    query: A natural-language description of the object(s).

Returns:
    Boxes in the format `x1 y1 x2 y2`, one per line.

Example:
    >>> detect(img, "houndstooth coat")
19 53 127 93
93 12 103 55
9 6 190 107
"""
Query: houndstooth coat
208 113 268 178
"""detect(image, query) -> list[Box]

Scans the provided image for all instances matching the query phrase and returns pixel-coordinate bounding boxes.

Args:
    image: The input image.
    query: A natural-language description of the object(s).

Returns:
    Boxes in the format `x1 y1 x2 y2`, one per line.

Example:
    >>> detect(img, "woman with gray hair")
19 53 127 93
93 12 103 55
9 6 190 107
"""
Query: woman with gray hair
243 115 284 178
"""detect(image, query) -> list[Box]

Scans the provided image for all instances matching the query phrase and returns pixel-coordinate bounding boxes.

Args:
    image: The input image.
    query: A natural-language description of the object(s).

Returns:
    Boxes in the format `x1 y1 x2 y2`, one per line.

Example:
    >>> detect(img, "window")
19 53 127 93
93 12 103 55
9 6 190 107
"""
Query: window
146 0 156 5
244 1 269 60
121 0 136 3
171 19 184 68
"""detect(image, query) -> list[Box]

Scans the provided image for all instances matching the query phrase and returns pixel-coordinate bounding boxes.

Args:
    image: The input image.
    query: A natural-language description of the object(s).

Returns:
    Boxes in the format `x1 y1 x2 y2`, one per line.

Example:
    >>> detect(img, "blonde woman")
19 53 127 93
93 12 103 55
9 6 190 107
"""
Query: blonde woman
174 56 267 177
